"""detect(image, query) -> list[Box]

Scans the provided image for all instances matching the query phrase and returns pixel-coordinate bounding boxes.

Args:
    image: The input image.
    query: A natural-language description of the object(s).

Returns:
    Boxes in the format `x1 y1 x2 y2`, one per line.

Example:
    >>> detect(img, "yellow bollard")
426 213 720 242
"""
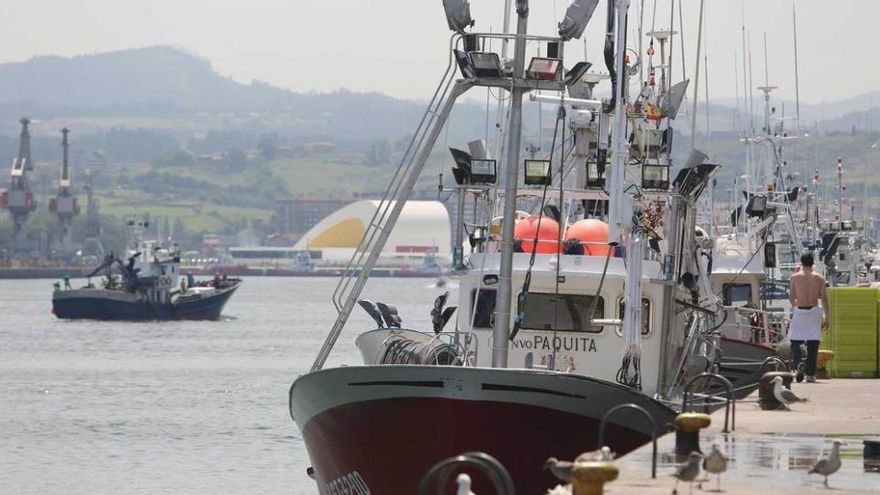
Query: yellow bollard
571 460 619 495
674 412 711 463
817 350 835 379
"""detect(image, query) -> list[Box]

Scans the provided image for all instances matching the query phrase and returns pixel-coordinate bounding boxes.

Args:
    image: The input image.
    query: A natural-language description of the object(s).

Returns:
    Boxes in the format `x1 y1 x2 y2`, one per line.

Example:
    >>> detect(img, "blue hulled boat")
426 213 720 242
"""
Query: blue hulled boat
52 229 240 321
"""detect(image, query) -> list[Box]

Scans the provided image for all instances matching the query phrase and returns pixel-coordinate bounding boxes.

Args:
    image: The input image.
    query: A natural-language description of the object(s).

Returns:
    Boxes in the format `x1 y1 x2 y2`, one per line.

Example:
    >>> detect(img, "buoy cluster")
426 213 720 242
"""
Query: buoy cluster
513 216 613 256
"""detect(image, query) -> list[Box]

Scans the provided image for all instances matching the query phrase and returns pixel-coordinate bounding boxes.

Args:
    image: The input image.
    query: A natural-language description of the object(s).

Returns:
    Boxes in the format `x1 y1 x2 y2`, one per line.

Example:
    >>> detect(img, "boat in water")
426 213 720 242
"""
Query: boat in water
52 221 241 320
290 1 728 492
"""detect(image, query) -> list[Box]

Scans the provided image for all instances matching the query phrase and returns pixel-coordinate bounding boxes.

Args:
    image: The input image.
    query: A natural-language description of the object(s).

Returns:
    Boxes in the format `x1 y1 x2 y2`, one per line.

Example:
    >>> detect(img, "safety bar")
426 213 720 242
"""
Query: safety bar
682 372 735 433
598 403 658 478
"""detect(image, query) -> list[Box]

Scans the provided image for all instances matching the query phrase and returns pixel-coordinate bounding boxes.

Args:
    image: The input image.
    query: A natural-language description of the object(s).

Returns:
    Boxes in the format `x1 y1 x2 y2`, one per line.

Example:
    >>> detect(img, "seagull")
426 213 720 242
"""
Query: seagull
456 473 476 495
771 376 808 410
672 451 702 495
809 440 843 487
575 446 615 463
701 444 728 492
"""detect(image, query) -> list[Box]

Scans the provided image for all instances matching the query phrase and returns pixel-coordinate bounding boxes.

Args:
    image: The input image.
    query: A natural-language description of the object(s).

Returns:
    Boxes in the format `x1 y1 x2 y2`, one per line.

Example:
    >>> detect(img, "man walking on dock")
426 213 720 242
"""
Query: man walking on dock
788 253 829 383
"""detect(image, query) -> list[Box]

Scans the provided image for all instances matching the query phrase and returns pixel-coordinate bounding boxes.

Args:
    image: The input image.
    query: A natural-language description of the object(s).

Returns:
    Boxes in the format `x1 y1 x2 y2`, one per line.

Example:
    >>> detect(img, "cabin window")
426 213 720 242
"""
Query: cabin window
471 289 496 328
520 293 604 333
722 283 752 307
161 266 167 275
615 297 652 335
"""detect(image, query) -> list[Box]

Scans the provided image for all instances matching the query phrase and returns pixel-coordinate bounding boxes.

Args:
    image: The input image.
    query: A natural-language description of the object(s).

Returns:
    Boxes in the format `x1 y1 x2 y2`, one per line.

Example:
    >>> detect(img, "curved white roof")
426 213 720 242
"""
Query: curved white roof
293 200 451 261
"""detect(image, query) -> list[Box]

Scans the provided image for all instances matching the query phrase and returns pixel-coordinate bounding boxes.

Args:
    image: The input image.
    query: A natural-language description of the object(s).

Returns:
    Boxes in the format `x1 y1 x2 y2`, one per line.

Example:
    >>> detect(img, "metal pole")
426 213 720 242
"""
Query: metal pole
608 0 630 241
493 0 529 368
792 1 801 131
689 0 705 150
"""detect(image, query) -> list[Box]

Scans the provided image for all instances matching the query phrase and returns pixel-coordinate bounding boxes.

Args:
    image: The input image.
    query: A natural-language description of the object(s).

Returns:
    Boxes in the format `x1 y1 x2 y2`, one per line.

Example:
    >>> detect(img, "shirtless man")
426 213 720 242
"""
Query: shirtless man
788 252 829 383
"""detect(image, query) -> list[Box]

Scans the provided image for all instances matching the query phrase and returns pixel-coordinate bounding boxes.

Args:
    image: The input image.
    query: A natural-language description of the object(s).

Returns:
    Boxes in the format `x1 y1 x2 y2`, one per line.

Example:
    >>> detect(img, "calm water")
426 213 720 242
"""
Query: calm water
0 276 453 494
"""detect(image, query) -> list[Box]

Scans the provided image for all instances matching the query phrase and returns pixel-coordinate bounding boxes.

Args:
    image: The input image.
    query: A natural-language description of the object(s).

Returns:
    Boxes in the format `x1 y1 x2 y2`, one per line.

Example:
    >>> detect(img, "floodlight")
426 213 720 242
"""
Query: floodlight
641 163 670 190
745 196 768 218
558 0 600 41
443 0 474 33
453 49 475 78
660 79 690 120
470 158 497 184
563 61 592 87
586 160 605 188
449 147 472 185
524 159 552 186
526 58 561 81
469 52 504 78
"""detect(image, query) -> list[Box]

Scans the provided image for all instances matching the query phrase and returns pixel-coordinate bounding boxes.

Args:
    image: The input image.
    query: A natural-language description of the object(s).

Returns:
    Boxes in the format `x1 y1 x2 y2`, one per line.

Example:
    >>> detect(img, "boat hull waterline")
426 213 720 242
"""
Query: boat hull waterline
52 284 239 320
290 365 675 494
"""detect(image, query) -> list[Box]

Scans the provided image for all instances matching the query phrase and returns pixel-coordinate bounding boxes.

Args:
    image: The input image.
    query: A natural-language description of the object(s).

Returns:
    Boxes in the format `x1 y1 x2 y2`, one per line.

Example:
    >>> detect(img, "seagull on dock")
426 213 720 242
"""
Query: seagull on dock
771 376 808 410
809 440 843 487
700 444 728 492
672 451 702 495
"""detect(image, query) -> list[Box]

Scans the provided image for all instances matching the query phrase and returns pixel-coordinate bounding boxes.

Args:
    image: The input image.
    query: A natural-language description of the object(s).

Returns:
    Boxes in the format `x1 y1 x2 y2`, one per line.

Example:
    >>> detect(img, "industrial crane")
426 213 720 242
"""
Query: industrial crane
0 118 38 252
49 127 80 256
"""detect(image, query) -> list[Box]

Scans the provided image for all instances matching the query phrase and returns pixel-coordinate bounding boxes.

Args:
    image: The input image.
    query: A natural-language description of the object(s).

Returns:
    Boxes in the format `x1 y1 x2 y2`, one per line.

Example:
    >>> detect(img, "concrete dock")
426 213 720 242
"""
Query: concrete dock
604 379 880 494
536 379 880 495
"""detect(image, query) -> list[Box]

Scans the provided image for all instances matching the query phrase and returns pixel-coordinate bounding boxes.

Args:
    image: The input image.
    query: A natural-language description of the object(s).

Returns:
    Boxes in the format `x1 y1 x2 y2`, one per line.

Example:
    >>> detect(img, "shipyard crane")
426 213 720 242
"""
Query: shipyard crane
49 128 80 256
0 118 37 252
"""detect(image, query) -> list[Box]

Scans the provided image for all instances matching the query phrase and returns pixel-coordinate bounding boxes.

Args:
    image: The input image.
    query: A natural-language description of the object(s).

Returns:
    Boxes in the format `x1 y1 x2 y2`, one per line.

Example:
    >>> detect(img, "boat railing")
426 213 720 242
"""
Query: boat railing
311 33 471 372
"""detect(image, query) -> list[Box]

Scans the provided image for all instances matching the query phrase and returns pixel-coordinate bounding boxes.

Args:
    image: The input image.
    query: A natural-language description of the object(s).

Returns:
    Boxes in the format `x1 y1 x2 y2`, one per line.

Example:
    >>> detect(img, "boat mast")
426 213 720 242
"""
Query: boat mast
492 0 530 368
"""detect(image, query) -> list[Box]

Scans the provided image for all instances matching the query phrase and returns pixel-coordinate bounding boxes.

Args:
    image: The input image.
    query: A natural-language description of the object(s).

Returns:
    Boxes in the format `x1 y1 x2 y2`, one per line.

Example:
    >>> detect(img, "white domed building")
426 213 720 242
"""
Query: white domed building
292 200 451 267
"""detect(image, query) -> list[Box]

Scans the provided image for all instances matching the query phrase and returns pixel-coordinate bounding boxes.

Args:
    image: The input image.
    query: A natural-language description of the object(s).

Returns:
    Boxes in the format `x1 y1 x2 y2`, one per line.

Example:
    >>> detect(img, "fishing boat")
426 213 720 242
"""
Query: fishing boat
290 1 725 492
52 220 240 320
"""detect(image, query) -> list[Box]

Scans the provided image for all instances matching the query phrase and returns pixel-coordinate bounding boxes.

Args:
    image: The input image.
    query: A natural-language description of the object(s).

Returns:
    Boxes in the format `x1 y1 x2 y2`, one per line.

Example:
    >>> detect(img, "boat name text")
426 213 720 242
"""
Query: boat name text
512 335 597 352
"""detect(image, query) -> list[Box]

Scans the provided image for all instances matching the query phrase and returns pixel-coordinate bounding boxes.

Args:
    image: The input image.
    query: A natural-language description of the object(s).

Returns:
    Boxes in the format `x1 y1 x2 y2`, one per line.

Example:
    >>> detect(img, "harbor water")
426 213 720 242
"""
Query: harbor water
0 276 454 494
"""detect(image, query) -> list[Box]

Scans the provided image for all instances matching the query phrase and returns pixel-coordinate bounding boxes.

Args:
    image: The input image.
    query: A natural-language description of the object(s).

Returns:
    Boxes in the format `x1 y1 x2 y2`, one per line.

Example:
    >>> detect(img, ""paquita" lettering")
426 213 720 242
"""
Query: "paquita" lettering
511 335 597 352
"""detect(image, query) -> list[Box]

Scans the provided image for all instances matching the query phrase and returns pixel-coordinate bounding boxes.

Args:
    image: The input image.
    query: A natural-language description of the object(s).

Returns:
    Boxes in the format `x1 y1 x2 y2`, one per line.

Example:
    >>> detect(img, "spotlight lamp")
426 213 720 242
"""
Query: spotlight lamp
443 0 474 33
526 58 561 81
469 52 504 78
558 0 600 41
524 159 552 186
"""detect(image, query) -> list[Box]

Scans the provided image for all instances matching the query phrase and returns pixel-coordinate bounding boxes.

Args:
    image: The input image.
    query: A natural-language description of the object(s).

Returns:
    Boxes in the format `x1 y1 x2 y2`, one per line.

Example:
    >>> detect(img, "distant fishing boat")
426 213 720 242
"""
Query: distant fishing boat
52 220 240 320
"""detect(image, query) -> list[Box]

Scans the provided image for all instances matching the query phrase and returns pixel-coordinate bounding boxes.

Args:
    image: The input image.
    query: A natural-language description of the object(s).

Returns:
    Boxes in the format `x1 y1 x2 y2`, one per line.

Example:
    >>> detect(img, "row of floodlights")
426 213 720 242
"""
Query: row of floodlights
455 41 593 86
448 147 672 190
443 0 600 42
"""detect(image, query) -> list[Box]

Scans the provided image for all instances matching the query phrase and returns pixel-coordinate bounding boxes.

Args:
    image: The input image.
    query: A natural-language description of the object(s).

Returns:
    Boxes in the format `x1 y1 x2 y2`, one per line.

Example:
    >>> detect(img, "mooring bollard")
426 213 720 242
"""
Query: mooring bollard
674 412 711 463
571 460 619 495
864 440 880 472
759 371 792 410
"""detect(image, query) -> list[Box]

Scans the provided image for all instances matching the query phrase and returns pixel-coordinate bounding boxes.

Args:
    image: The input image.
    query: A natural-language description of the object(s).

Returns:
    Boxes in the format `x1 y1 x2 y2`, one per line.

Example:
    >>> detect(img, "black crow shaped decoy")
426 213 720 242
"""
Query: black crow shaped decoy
375 302 402 328
357 299 385 328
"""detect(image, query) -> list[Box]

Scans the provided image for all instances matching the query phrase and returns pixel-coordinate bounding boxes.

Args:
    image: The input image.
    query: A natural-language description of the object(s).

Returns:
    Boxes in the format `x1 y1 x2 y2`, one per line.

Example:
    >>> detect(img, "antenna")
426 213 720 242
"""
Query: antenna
792 1 801 131
757 32 777 136
689 0 705 150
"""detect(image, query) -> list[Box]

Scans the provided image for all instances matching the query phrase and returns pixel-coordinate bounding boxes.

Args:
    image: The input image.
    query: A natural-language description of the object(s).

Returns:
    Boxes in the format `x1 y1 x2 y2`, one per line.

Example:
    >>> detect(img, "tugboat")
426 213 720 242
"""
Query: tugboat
52 221 241 320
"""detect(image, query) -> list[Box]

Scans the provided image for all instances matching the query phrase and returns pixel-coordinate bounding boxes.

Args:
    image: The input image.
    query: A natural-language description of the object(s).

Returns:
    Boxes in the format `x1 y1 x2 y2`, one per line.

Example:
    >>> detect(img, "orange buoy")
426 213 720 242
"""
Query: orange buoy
565 219 612 256
514 215 561 253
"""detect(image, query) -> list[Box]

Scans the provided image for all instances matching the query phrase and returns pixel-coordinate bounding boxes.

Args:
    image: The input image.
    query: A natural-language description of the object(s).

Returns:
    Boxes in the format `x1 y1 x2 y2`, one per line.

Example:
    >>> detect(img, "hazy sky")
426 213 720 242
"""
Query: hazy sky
0 0 875 104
